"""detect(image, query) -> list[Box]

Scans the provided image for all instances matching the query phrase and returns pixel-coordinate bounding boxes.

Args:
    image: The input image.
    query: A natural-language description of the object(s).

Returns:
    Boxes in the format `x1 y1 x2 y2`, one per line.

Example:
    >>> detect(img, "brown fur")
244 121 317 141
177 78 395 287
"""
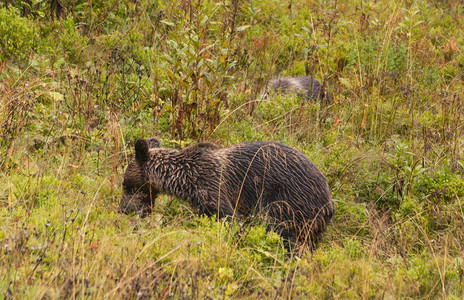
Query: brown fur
119 138 335 252
263 76 333 104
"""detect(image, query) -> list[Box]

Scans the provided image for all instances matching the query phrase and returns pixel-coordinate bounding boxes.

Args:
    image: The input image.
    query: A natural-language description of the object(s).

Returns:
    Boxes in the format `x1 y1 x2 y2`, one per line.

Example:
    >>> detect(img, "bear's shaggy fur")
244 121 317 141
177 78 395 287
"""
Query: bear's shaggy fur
263 76 332 104
119 137 335 252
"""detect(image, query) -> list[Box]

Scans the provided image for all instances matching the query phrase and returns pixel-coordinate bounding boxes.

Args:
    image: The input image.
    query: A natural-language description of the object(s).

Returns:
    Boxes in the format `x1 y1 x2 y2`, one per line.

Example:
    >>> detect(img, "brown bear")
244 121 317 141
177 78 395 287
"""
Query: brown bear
262 76 333 104
119 137 335 252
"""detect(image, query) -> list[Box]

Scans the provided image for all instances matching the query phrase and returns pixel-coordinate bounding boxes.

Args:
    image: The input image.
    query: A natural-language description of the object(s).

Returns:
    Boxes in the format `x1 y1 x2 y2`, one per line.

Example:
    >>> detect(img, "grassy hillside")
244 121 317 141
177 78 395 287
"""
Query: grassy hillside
1 0 464 298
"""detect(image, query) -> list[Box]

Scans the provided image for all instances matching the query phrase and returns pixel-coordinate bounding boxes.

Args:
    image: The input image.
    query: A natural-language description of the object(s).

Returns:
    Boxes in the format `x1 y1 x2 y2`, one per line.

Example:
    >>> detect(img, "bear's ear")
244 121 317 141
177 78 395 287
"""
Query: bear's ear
134 139 149 163
147 137 161 148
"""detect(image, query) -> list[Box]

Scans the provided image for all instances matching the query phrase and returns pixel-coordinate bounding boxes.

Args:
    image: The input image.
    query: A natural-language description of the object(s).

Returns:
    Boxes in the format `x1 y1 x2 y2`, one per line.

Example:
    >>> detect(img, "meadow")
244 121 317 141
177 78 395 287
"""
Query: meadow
1 0 464 298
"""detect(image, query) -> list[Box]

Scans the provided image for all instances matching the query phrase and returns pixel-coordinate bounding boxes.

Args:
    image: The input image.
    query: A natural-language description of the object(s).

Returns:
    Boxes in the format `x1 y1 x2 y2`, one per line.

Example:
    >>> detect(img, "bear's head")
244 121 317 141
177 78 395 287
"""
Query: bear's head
118 137 161 216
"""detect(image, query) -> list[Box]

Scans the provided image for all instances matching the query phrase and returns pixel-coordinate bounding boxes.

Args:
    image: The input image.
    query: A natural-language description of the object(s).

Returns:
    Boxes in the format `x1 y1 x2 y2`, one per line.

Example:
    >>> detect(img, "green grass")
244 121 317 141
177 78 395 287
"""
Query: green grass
1 0 464 298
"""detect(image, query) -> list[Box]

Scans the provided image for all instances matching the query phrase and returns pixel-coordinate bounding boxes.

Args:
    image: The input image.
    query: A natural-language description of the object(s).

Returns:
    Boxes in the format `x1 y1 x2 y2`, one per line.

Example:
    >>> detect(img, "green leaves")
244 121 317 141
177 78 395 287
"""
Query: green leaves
0 6 36 62
397 10 425 38
156 5 241 140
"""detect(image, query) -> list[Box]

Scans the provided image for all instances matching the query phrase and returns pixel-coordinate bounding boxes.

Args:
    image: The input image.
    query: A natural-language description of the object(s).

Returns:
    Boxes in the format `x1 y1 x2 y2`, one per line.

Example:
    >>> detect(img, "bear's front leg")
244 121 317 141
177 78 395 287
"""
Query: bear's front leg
194 189 235 218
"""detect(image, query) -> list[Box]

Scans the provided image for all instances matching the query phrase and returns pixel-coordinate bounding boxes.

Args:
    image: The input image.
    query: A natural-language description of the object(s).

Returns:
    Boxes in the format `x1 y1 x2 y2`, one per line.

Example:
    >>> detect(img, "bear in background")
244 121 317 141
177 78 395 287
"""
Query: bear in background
119 137 335 253
263 76 333 104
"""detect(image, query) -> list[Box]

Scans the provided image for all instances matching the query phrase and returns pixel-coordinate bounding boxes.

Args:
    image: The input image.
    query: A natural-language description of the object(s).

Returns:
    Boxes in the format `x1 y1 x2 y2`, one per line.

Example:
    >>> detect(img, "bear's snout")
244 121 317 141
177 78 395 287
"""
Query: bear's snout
118 190 154 217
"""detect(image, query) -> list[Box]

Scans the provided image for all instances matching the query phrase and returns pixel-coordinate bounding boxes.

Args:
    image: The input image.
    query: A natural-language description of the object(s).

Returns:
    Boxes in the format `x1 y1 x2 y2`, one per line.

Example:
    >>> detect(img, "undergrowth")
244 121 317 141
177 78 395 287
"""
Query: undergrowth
1 0 464 298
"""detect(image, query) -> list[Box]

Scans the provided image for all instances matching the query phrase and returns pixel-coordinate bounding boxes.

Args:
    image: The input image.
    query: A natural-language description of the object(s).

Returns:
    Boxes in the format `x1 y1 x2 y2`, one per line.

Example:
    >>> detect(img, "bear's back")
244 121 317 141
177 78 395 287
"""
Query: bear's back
224 141 323 178
220 141 331 213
